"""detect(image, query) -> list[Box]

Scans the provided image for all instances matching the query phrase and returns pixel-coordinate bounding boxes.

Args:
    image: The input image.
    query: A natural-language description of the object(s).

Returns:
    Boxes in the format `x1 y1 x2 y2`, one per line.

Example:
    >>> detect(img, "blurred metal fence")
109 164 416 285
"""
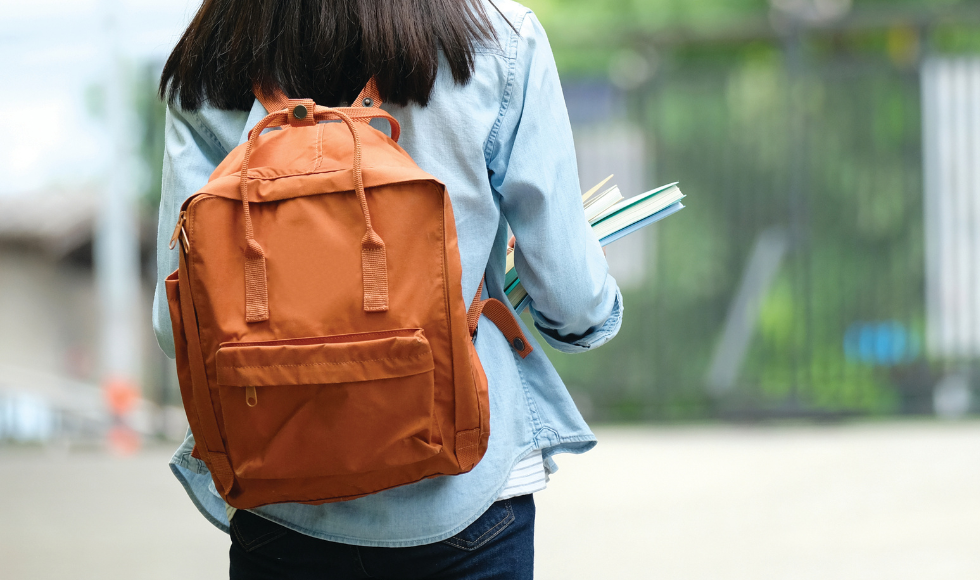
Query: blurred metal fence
549 19 980 421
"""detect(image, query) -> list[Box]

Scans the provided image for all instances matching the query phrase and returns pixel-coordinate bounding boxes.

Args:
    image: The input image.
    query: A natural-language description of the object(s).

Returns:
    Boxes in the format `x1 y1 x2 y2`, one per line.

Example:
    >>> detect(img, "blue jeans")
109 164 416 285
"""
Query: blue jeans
229 495 535 579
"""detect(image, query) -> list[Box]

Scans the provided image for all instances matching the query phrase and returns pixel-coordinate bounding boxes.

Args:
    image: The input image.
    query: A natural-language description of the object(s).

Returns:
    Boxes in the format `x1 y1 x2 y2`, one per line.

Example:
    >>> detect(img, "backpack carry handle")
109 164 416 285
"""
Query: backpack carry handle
253 78 400 142
238 103 391 323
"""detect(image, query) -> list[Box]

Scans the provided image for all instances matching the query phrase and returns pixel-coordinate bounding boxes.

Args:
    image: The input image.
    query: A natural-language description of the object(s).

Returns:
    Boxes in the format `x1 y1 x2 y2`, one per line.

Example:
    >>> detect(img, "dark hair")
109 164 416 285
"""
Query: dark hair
160 0 501 111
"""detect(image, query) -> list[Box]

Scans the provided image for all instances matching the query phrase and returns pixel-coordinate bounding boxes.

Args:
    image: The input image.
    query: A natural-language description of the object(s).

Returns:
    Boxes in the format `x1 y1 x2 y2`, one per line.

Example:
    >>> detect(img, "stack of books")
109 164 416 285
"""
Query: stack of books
505 176 685 312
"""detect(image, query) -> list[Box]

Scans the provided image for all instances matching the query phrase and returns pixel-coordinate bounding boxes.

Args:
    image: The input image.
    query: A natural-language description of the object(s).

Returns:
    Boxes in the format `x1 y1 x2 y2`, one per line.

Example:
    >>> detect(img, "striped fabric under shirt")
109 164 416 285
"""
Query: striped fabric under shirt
495 450 548 500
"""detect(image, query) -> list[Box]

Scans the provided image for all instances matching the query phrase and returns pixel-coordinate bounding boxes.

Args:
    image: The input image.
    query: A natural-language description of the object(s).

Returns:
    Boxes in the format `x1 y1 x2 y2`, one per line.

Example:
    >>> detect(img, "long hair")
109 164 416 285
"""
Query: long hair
160 0 499 111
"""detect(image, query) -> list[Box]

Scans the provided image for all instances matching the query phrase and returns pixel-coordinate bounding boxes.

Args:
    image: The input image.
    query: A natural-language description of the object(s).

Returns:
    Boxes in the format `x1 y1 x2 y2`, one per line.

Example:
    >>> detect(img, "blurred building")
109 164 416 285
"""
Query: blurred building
0 190 180 443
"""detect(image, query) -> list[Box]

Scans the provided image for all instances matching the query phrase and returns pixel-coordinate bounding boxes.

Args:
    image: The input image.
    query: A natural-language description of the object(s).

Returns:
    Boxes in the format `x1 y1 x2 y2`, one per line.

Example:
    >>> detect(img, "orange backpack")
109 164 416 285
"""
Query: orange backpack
165 81 532 509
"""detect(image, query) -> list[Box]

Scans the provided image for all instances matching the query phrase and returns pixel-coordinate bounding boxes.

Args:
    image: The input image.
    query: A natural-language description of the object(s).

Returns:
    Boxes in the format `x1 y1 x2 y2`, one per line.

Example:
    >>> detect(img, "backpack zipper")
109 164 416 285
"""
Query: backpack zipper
221 328 424 349
227 329 425 408
169 211 189 251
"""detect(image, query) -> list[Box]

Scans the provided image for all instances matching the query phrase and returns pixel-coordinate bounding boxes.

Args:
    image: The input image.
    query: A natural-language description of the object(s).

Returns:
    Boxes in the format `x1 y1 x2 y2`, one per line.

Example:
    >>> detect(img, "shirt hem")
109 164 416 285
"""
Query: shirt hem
168 431 595 547
169 457 231 535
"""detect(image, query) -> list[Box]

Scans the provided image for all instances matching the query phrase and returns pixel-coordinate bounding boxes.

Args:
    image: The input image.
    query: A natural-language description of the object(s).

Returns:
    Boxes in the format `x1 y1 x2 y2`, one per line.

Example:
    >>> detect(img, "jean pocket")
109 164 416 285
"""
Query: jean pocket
230 510 290 553
440 500 515 552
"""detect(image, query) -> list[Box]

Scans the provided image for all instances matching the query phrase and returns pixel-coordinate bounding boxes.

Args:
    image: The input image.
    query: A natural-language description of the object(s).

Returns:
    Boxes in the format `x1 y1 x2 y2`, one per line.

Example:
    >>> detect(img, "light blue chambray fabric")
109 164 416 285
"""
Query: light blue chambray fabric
152 0 623 548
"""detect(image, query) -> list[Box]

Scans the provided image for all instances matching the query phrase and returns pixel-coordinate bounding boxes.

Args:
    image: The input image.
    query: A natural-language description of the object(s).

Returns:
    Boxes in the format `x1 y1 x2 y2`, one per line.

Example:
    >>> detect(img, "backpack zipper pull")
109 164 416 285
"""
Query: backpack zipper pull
245 386 258 407
169 211 189 251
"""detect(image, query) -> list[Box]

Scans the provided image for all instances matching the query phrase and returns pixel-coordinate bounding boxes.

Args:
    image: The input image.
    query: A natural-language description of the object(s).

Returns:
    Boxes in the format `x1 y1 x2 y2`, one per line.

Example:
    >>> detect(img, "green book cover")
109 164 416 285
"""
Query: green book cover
592 182 679 225
505 265 519 290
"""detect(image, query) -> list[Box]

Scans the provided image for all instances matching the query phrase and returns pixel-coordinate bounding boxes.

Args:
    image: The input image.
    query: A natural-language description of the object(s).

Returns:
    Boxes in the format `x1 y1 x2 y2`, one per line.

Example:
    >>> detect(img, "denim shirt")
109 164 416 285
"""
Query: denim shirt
153 0 623 548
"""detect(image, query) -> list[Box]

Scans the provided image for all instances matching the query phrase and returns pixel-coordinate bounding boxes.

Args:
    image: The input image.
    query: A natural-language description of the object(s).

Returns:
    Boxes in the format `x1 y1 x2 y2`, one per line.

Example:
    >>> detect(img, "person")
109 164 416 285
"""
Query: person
153 0 623 577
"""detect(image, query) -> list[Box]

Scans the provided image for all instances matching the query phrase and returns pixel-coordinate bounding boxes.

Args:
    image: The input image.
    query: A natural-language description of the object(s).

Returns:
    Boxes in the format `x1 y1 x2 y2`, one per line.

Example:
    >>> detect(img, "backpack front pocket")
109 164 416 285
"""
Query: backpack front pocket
215 328 441 480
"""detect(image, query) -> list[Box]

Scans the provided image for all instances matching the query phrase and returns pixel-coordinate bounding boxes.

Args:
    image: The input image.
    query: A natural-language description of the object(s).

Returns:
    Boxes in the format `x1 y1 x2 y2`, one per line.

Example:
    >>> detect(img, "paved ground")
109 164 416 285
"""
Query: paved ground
1 421 978 579
536 422 980 580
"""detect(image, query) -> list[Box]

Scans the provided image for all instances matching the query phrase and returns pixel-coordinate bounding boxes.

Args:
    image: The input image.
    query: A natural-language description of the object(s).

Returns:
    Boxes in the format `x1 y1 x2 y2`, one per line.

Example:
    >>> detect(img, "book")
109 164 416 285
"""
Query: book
505 177 685 313
591 182 683 239
596 200 684 246
584 185 624 223
581 174 614 203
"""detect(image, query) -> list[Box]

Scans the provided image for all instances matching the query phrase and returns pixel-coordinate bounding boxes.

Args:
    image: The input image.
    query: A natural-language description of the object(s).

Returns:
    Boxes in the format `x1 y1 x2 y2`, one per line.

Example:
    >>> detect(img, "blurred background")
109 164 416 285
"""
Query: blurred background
1 0 979 578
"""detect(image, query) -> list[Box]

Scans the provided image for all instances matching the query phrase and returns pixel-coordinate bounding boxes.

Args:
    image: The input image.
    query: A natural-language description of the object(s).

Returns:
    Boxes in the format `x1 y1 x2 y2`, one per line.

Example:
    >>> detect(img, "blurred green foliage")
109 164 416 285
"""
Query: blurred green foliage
134 64 167 214
523 0 980 74
520 0 979 420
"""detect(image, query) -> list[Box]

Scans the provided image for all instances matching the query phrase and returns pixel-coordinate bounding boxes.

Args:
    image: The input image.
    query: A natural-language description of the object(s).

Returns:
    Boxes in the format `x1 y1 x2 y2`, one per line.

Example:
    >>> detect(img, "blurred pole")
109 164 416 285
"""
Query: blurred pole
706 228 788 394
784 27 810 411
96 0 142 452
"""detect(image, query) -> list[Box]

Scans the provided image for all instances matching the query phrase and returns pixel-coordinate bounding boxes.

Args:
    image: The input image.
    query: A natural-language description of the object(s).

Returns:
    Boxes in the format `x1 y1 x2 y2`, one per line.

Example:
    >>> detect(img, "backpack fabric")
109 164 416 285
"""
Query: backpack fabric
165 81 532 509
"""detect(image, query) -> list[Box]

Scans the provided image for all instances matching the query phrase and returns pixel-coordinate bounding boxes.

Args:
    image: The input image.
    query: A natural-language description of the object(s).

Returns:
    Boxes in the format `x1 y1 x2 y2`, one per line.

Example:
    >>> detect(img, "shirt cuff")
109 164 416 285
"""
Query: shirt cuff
531 288 623 354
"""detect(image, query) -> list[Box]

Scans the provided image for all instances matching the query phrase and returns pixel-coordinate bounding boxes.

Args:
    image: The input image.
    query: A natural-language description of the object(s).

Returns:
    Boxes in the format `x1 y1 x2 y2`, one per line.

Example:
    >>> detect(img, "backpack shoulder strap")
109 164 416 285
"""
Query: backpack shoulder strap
354 78 383 109
467 279 533 359
253 85 289 113
255 78 383 113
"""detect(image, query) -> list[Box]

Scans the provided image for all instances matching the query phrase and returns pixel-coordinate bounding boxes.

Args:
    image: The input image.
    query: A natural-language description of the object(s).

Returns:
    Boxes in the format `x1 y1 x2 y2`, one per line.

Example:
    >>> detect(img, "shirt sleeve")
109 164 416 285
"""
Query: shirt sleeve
486 12 623 353
151 105 240 358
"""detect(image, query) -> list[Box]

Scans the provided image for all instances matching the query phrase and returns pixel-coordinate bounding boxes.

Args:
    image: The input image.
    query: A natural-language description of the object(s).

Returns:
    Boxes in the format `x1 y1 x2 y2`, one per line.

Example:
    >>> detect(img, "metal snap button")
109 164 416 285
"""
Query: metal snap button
512 337 525 351
293 104 308 119
362 97 374 107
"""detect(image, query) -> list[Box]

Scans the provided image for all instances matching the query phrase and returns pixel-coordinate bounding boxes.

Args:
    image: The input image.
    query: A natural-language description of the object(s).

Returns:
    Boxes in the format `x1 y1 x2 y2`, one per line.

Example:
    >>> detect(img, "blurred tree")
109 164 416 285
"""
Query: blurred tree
518 0 979 420
523 0 977 73
133 64 167 215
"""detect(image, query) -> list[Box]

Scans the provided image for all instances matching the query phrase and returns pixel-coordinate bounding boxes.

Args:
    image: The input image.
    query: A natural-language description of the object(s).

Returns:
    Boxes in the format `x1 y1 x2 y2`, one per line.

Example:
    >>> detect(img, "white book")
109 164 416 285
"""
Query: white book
584 185 624 223
591 183 683 240
504 178 686 311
